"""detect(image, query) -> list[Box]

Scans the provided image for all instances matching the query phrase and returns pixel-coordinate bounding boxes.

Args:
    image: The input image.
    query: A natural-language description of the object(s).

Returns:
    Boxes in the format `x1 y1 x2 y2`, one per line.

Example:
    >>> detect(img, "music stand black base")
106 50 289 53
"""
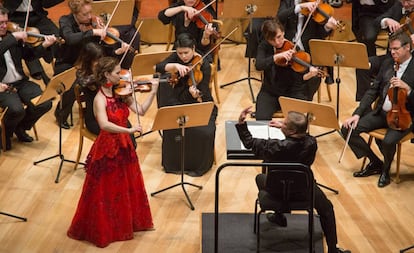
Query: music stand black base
151 181 202 211
0 211 27 221
401 245 414 253
33 92 77 184
316 182 339 194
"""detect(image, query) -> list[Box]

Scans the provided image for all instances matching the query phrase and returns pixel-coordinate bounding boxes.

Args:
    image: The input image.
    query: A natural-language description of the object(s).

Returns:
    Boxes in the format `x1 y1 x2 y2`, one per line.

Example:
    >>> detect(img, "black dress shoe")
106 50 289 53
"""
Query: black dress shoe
30 72 42 80
353 161 383 177
266 212 287 227
15 128 34 142
336 248 351 253
378 172 391 187
59 121 70 129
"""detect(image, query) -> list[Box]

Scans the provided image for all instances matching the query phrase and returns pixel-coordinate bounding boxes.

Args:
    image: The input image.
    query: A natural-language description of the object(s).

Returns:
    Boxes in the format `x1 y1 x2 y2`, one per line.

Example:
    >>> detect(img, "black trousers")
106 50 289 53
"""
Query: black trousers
340 110 413 173
0 79 52 139
256 173 338 252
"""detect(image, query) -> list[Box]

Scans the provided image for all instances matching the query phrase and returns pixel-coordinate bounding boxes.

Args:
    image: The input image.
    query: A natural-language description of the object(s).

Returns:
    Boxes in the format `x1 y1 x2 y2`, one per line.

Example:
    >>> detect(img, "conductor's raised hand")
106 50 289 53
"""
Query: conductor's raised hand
238 106 253 124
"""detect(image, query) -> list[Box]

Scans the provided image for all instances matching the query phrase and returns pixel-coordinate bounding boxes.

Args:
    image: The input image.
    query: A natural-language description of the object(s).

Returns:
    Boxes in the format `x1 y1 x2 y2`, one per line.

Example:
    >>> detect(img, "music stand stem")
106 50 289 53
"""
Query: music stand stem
150 116 202 211
219 12 260 103
400 244 414 253
33 91 77 183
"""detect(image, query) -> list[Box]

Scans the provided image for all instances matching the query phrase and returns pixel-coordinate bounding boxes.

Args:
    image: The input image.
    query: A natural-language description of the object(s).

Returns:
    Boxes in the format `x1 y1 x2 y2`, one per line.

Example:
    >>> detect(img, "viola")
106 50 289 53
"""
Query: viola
274 40 327 76
396 11 414 37
300 0 345 32
386 64 412 130
6 22 65 46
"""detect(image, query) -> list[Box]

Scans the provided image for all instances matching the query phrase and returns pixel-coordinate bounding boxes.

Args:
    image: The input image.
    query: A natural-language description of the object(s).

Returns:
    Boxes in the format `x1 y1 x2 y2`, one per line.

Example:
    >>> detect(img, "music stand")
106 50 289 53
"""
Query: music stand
219 0 279 103
91 0 134 26
33 67 77 184
279 96 339 194
150 102 214 210
309 39 369 121
130 51 175 76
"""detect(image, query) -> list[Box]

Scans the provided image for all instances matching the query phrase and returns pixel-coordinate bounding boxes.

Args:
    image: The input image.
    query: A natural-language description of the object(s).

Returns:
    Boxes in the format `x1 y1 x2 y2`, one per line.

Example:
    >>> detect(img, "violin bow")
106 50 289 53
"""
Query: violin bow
119 20 144 65
127 67 142 136
23 0 32 33
292 0 319 51
103 0 121 32
338 122 354 163
195 0 216 15
188 26 239 71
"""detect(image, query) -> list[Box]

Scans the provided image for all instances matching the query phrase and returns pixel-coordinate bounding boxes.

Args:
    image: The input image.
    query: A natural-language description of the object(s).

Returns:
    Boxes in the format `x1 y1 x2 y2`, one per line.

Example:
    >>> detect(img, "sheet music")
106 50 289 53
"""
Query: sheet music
240 125 285 150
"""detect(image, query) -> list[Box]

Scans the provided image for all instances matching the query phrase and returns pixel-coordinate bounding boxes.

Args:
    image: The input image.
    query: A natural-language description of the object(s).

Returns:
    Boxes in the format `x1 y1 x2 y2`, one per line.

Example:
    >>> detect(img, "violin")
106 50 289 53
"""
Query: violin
187 55 204 102
395 12 414 37
6 22 65 46
386 63 412 130
300 0 345 32
79 15 138 54
191 0 221 39
274 40 327 77
114 70 153 96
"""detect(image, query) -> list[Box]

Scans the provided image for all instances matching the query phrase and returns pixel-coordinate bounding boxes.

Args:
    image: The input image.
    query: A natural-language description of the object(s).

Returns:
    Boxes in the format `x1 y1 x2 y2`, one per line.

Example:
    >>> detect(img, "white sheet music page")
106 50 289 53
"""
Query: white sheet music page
240 125 285 150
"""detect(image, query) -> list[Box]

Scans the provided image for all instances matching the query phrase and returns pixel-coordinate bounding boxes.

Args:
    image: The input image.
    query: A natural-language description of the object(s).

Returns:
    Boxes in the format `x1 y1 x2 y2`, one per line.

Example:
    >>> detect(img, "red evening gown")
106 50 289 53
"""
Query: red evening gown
67 91 153 248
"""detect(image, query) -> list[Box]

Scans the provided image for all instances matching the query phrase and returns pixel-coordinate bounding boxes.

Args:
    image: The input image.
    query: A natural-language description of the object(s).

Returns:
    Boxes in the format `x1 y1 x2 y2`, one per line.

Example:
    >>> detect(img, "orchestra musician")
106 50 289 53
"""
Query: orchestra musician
277 0 338 100
0 6 55 150
341 32 414 188
53 0 129 129
158 0 216 58
254 18 319 120
2 0 63 85
155 32 217 177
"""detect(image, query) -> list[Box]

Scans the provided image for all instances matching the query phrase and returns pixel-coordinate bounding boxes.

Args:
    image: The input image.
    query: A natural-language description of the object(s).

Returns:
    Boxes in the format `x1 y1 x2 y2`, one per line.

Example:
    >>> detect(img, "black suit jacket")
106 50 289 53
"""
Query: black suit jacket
277 0 331 53
354 56 414 123
375 0 405 27
3 0 63 16
0 33 48 82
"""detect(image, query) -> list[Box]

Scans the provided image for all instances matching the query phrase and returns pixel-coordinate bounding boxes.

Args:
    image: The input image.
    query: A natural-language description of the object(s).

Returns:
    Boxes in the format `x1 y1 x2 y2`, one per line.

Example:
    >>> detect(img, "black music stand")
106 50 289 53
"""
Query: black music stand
401 244 414 253
33 67 77 183
279 96 339 194
219 0 279 103
0 211 27 221
150 102 214 210
309 39 369 123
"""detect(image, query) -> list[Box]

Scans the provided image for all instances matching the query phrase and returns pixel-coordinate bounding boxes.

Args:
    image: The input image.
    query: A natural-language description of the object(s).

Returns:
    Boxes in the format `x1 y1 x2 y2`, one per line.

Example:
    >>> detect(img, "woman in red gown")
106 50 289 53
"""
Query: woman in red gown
67 57 155 248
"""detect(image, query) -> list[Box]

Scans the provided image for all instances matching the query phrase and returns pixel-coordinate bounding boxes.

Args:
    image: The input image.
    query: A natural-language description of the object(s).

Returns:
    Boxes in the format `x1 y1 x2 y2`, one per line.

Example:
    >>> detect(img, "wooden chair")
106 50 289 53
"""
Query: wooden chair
360 128 414 184
73 84 97 170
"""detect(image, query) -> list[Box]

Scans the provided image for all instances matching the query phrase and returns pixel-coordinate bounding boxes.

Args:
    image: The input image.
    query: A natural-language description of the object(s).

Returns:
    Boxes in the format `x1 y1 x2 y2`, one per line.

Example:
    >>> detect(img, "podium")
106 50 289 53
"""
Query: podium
150 102 214 210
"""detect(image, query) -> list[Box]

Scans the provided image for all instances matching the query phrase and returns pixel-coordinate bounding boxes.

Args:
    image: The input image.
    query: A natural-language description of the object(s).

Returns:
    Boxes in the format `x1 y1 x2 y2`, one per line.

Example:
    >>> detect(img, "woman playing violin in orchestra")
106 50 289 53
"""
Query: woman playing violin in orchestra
254 18 319 120
155 32 217 177
67 56 154 248
158 0 217 57
54 0 131 128
341 32 414 188
0 6 55 150
278 0 339 100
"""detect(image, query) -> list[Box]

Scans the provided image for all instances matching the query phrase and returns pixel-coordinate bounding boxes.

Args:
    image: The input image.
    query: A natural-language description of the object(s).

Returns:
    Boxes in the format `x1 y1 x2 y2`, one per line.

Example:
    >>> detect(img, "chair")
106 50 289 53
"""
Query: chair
360 128 414 184
253 163 315 253
73 84 97 170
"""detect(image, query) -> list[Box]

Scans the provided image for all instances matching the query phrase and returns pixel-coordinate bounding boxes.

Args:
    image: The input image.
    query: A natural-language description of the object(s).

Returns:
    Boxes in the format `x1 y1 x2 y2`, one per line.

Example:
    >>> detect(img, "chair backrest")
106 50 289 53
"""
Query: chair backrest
0 107 8 152
263 163 315 212
74 84 87 131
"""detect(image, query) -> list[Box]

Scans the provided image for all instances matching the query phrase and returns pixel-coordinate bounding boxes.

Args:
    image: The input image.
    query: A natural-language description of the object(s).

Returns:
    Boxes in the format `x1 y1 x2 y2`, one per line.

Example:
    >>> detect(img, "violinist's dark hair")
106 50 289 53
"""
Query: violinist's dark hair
286 111 308 135
174 33 196 49
389 31 412 50
94 57 119 86
262 18 285 41
68 0 92 14
75 42 104 76
0 6 9 15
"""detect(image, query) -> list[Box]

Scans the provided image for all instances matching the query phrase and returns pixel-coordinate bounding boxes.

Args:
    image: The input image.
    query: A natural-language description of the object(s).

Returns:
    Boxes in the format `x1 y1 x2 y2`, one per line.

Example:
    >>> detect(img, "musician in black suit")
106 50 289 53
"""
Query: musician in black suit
341 32 414 188
3 0 63 84
0 6 54 150
277 0 338 101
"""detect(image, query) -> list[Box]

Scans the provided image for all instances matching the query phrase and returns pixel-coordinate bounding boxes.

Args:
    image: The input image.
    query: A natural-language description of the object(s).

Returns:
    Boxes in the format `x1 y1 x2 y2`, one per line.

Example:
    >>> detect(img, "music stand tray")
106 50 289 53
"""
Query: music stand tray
91 0 134 26
130 51 175 76
309 39 369 121
33 67 77 183
150 102 214 210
